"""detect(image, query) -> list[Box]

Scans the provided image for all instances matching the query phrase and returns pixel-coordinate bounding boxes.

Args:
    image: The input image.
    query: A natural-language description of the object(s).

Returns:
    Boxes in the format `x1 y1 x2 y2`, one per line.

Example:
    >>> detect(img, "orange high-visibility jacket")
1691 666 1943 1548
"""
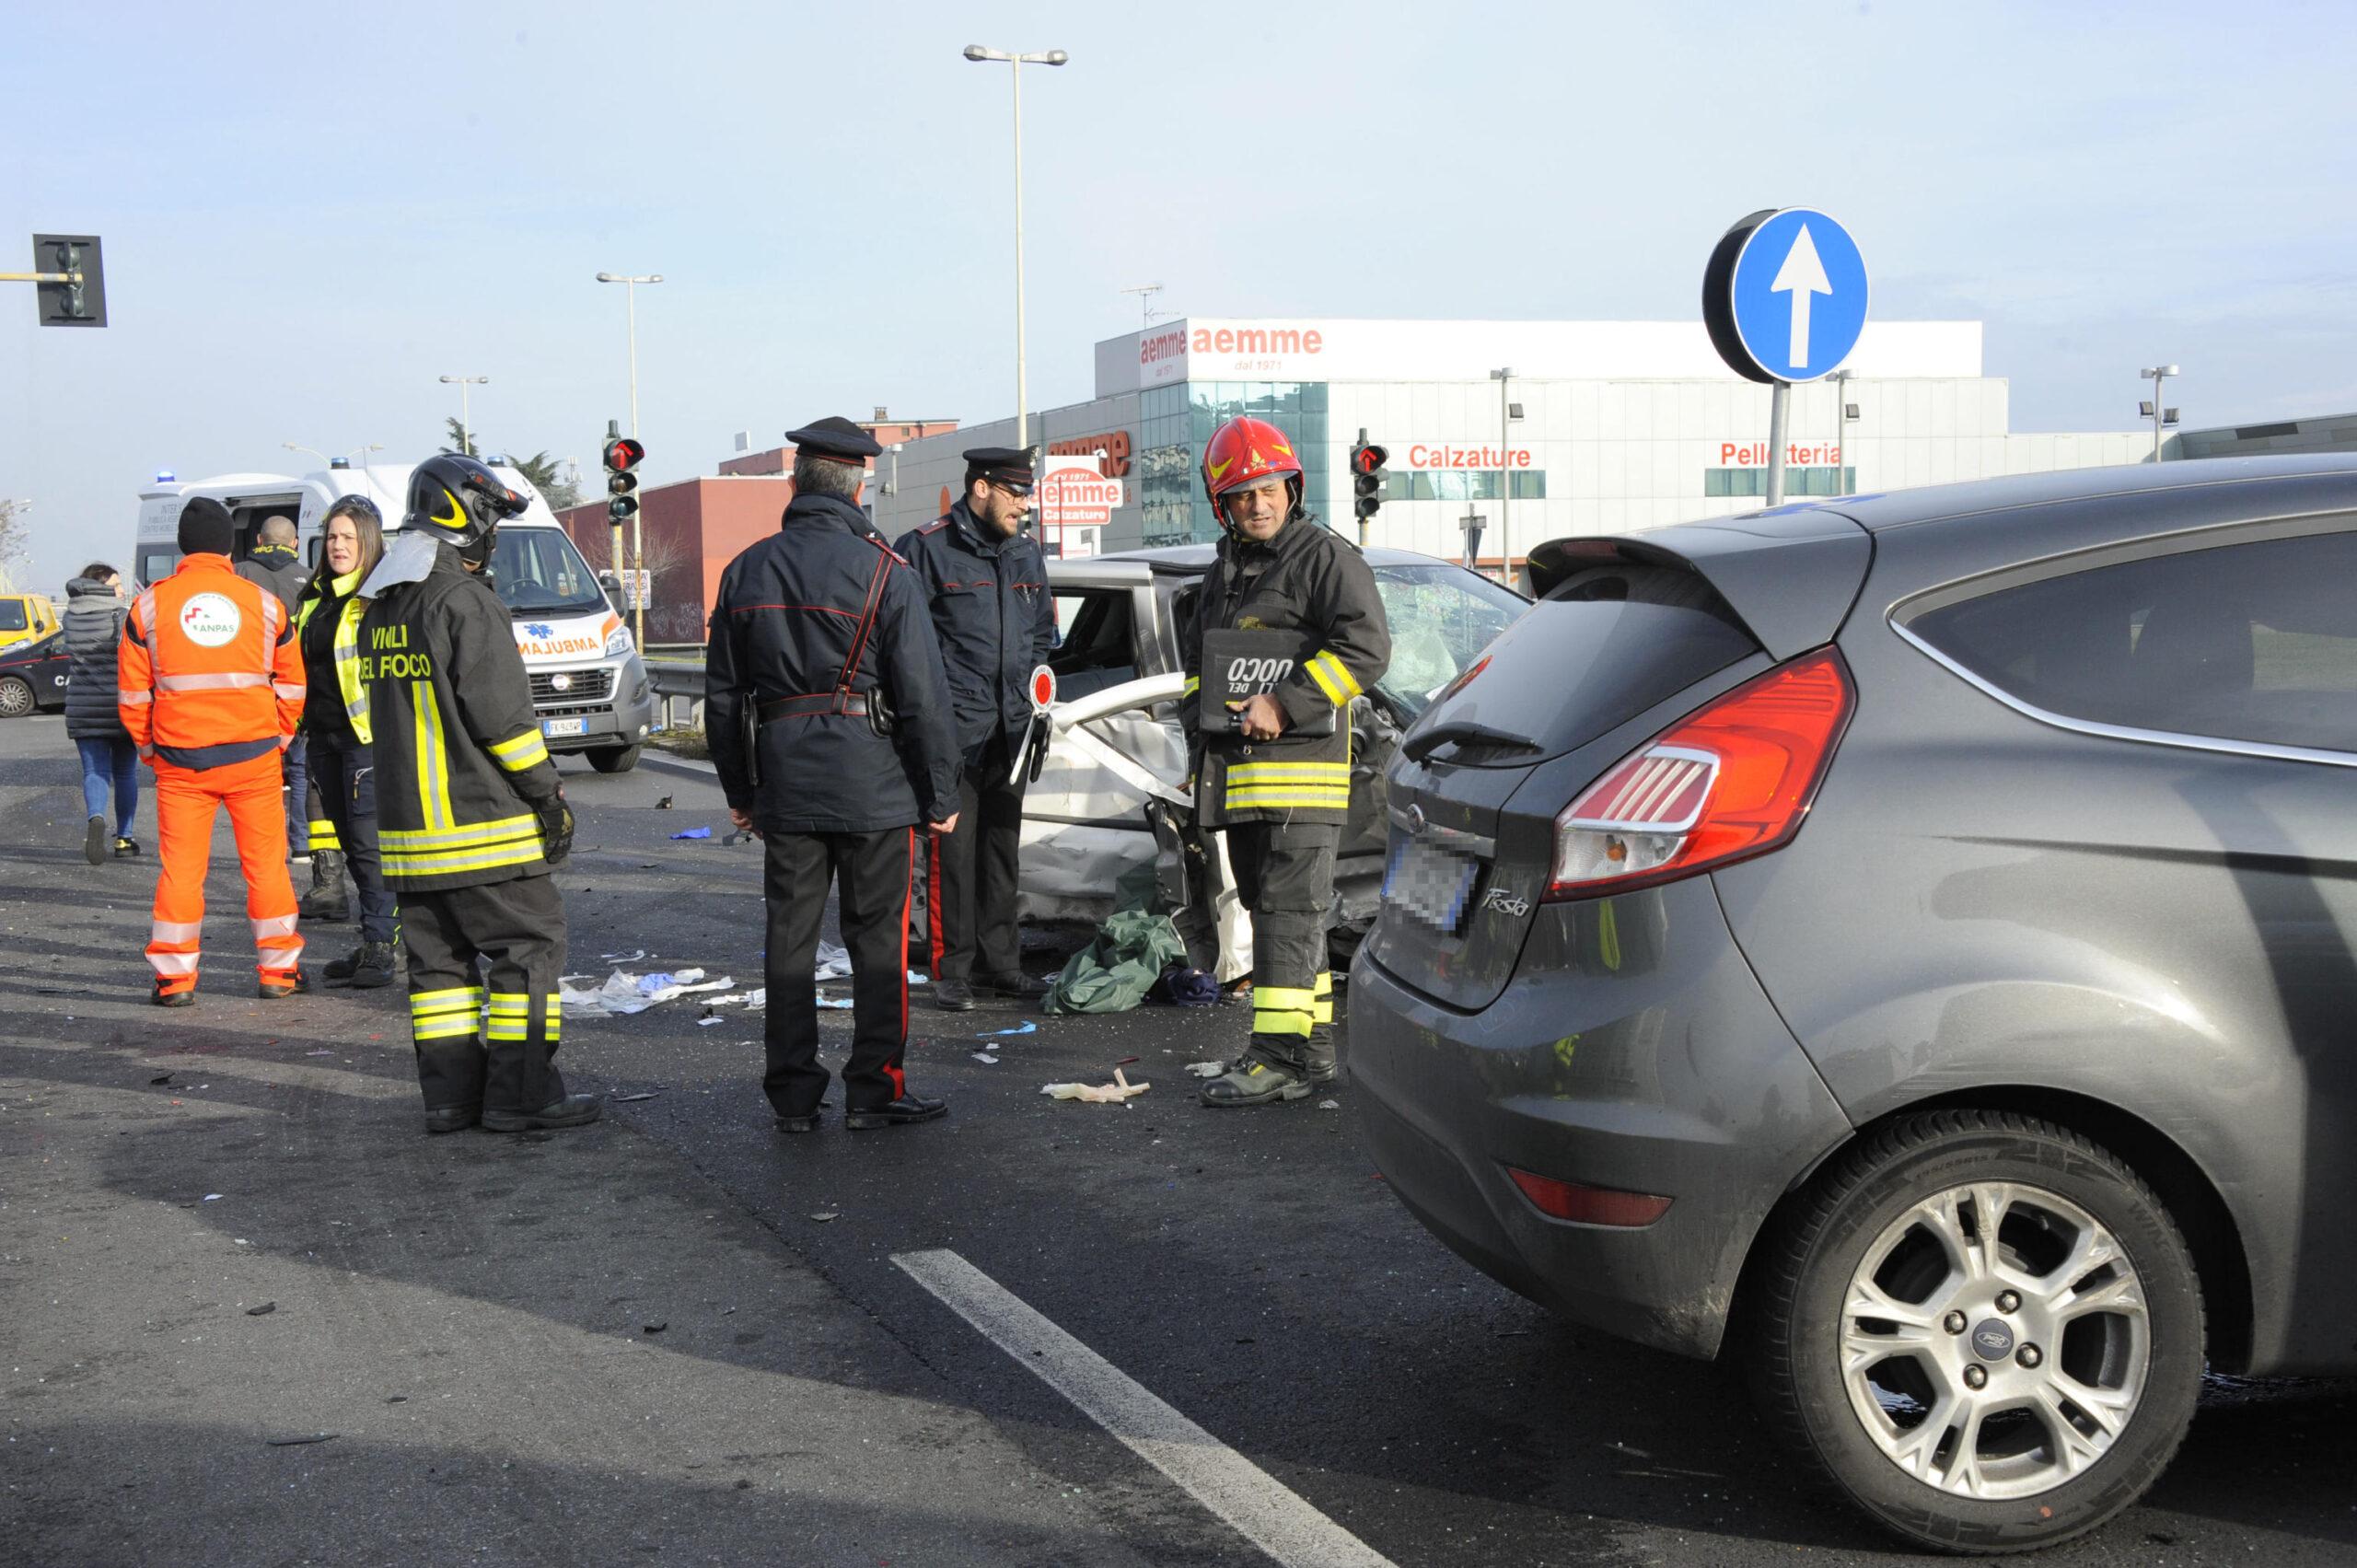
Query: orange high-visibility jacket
118 552 305 770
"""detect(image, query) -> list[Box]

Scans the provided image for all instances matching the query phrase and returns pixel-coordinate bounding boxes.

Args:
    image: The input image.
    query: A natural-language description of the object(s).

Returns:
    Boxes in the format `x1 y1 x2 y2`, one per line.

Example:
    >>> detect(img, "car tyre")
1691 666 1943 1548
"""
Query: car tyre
0 675 33 718
587 744 640 773
1750 1109 2203 1555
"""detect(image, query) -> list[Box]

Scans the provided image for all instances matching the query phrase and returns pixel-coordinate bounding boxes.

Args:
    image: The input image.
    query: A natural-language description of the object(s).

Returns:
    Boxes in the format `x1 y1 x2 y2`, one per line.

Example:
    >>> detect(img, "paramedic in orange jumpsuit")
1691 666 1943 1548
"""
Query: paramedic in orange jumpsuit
119 496 308 1005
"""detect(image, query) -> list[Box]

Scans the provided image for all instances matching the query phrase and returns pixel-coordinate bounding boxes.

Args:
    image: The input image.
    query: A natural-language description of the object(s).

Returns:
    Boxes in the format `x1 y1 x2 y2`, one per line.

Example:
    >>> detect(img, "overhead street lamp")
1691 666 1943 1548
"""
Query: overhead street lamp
595 272 664 438
597 272 664 650
1489 368 1520 585
963 42 1069 452
284 440 383 470
2137 364 2181 462
438 375 488 456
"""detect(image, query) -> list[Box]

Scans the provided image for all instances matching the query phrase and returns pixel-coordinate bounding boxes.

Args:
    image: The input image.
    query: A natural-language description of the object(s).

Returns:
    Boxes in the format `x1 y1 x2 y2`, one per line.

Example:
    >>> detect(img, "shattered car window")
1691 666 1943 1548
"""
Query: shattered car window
1372 565 1525 719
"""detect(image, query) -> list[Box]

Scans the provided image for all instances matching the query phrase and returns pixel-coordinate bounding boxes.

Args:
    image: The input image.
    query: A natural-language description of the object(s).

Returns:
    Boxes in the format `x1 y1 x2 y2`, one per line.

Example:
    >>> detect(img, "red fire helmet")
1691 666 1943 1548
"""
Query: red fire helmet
1200 415 1305 519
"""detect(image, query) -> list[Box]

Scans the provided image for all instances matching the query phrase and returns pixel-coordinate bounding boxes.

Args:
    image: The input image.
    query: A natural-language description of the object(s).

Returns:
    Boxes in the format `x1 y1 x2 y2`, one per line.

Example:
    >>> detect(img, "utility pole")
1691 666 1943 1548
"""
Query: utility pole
964 44 1070 451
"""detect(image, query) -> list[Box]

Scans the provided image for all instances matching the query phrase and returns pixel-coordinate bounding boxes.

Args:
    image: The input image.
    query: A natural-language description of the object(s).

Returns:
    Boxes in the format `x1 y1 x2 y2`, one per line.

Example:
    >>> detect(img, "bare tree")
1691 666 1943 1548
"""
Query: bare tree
0 499 28 586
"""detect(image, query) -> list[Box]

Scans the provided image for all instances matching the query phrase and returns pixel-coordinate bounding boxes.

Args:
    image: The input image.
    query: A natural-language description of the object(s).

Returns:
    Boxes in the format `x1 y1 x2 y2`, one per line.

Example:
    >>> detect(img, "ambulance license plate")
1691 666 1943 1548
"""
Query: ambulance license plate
1382 837 1478 935
541 717 588 738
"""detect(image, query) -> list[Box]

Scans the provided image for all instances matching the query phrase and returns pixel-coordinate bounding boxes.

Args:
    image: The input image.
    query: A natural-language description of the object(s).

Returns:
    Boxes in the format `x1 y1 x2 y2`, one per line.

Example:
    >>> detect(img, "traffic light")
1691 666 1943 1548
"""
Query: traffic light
30 234 106 328
1350 437 1389 521
602 429 645 524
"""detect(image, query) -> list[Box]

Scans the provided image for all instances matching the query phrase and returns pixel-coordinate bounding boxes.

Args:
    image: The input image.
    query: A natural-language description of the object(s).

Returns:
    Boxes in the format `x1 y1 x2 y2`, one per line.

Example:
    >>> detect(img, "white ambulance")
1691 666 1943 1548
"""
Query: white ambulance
134 459 657 772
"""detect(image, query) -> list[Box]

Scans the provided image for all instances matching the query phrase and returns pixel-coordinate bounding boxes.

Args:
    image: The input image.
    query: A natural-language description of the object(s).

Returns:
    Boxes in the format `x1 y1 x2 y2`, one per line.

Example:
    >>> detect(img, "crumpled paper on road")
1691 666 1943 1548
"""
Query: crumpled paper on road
560 968 737 1017
1039 1068 1149 1104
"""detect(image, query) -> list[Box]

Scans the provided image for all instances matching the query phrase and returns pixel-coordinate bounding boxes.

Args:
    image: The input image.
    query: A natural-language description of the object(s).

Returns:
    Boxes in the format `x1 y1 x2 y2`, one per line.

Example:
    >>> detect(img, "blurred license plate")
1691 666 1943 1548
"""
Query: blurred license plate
1382 837 1478 934
541 717 588 738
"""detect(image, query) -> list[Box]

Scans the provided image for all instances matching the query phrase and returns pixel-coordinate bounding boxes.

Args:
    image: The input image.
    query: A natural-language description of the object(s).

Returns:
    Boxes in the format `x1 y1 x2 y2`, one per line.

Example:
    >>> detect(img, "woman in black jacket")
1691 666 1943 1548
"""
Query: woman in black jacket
296 496 400 988
63 563 139 865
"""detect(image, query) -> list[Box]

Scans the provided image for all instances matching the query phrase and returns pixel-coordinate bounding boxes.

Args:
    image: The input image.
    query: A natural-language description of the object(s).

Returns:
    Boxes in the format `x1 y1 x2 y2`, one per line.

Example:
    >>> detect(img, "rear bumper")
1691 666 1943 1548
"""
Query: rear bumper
1347 876 1852 1360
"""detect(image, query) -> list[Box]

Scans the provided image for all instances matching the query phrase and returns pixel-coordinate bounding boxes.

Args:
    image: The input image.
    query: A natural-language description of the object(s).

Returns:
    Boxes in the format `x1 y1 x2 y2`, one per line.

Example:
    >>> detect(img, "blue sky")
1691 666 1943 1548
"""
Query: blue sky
6 0 2354 594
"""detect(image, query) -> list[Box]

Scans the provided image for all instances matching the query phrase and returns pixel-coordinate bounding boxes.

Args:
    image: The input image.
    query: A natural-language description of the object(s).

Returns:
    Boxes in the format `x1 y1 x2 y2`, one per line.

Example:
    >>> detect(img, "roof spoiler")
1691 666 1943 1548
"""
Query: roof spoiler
1525 508 1875 661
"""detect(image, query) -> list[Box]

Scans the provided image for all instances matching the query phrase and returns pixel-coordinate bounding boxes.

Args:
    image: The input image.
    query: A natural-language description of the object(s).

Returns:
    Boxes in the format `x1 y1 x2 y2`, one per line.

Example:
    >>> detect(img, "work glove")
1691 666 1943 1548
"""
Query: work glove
537 790 575 865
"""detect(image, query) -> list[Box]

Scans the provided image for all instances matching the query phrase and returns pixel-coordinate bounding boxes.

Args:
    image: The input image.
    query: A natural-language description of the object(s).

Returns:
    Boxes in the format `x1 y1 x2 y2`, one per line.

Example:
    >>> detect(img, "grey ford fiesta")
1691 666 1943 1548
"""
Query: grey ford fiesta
1350 456 2357 1552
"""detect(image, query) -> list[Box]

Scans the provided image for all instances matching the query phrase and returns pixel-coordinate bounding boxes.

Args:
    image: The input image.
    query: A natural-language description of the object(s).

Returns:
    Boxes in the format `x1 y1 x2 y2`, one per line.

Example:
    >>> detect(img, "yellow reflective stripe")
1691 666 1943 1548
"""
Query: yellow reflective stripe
308 819 342 850
1314 970 1333 1025
411 985 485 1012
1181 675 1201 695
382 841 545 876
1227 761 1349 780
1305 656 1347 706
412 1016 480 1040
381 814 538 849
1224 790 1350 808
333 601 370 743
489 728 549 772
1310 648 1362 702
412 680 454 831
1251 985 1317 1011
1252 1009 1314 1038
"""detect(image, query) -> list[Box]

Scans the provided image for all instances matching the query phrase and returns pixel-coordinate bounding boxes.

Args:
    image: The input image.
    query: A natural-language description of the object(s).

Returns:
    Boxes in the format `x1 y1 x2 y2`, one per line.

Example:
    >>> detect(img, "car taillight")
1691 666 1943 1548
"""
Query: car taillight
1506 1167 1673 1227
1545 646 1853 901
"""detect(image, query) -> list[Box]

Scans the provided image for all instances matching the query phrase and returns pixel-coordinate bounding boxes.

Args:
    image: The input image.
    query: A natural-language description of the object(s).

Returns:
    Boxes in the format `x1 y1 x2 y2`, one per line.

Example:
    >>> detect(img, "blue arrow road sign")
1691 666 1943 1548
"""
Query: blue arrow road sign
1728 208 1868 383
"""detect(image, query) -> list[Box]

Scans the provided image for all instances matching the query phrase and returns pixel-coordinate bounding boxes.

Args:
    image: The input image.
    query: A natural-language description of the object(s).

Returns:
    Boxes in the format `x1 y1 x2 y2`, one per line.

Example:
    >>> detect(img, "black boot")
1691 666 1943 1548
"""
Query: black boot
327 940 399 989
932 979 976 1012
1200 1053 1315 1107
482 1095 603 1132
845 1094 948 1130
300 851 351 922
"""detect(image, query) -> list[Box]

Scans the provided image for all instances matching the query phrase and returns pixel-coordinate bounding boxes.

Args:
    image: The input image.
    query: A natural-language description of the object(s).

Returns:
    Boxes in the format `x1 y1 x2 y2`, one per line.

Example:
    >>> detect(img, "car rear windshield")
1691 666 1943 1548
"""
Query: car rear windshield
1903 528 2357 754
0 602 25 632
1419 561 1758 761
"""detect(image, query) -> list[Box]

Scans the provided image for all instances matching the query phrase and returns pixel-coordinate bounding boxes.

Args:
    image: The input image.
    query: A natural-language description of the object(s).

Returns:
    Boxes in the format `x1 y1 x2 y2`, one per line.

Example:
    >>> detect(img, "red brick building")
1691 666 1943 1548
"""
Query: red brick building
558 414 959 648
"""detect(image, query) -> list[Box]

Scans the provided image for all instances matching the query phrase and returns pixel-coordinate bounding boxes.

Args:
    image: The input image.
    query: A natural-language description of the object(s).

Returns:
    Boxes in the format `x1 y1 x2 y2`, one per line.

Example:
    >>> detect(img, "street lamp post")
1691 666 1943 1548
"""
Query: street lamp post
284 441 383 470
1489 368 1515 585
963 43 1069 453
597 272 664 648
1831 370 1858 491
438 376 488 455
2137 364 2181 462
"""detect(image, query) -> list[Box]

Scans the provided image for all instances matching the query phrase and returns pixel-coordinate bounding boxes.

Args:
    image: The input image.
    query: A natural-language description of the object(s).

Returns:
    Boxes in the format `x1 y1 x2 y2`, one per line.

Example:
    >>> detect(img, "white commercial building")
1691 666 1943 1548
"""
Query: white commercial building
871 317 2154 566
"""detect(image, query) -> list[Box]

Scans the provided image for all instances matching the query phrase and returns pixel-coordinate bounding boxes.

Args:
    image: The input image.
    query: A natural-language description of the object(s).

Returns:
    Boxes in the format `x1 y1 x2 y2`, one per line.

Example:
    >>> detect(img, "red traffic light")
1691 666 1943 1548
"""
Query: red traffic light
1353 444 1388 474
602 436 645 472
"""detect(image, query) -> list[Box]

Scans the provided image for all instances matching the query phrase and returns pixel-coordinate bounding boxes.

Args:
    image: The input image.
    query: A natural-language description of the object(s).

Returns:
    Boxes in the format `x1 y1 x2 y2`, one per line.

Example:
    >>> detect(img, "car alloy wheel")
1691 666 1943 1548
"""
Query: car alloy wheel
1752 1109 2203 1553
0 676 32 718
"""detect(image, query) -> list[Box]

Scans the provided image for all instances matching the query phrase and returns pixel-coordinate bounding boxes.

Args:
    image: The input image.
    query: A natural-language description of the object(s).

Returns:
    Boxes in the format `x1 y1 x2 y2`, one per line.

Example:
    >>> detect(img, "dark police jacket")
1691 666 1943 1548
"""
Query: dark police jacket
360 542 562 892
63 575 128 742
707 493 960 834
894 501 1055 763
1178 516 1390 829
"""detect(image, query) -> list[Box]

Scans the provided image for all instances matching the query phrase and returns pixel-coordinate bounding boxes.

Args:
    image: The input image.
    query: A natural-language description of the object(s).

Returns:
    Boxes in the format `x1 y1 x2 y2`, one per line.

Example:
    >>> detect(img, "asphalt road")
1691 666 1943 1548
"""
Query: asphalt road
4 714 2351 1567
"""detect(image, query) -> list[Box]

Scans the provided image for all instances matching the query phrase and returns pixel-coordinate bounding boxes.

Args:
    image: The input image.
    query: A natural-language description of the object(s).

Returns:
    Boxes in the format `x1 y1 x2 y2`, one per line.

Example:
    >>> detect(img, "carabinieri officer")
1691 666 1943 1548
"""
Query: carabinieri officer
706 416 964 1133
895 446 1056 1011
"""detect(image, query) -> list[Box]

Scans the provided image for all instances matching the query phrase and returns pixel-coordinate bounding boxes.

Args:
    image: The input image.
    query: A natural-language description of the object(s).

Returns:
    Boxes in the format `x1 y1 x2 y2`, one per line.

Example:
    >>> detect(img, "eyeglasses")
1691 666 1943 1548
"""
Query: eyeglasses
987 479 1035 499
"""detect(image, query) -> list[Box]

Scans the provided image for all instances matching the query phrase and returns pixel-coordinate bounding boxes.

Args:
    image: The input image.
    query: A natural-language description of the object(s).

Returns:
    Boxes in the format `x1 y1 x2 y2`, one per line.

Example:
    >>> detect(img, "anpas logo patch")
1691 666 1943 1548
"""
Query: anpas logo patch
178 592 243 648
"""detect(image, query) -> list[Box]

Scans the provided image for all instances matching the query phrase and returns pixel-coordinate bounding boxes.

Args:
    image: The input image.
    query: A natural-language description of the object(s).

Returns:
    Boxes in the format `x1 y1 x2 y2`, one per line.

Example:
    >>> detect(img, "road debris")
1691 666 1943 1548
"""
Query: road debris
1040 1069 1150 1104
977 1021 1037 1038
669 827 711 841
266 1433 338 1446
560 968 735 1016
655 795 674 809
971 1052 999 1064
809 1212 841 1224
246 1302 277 1316
1184 1061 1225 1078
643 1321 668 1334
1318 1099 1341 1110
614 1091 662 1103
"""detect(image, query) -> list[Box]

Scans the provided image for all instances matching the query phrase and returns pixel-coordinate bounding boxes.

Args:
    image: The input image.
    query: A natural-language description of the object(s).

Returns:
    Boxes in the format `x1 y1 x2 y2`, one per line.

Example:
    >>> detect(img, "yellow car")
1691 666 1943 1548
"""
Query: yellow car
0 594 59 653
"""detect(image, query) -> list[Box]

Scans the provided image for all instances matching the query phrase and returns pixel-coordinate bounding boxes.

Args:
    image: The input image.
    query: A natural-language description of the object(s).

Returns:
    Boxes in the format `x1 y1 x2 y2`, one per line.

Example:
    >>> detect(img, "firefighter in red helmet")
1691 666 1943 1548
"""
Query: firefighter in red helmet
1178 415 1390 1106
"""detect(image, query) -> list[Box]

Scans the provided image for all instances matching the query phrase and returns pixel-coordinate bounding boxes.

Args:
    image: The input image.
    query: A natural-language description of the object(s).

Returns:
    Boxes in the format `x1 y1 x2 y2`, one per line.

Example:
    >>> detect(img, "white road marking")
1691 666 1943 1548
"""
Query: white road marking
894 1248 1396 1568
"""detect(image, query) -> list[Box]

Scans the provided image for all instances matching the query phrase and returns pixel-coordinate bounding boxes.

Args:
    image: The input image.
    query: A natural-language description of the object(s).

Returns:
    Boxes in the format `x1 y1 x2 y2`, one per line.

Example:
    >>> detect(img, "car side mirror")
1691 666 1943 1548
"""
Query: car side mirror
598 570 621 599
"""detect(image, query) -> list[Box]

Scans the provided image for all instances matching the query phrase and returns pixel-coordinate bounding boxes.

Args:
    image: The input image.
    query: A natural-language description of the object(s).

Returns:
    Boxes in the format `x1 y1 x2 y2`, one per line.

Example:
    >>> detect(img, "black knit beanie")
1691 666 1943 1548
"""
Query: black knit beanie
177 496 236 556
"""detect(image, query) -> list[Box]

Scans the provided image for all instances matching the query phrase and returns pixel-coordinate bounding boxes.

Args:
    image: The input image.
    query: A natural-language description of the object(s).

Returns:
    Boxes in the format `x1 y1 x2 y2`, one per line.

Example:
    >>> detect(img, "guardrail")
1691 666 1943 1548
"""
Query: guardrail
645 658 705 730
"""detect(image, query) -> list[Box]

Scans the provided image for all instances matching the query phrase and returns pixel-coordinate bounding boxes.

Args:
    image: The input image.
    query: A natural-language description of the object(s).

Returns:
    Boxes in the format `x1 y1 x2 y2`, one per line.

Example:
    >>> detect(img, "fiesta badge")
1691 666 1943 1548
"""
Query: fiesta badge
178 592 243 648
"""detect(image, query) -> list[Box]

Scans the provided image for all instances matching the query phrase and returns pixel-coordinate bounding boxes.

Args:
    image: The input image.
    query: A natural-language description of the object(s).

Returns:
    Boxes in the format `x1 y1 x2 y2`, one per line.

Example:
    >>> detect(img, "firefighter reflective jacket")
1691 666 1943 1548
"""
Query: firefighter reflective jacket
118 552 304 770
295 568 371 745
1179 517 1390 828
359 542 560 890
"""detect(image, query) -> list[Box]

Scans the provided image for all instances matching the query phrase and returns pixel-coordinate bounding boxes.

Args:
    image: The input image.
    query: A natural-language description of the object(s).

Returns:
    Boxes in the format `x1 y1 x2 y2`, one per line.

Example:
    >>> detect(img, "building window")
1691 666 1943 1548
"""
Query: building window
1703 466 1856 499
1141 380 1330 545
1390 470 1548 503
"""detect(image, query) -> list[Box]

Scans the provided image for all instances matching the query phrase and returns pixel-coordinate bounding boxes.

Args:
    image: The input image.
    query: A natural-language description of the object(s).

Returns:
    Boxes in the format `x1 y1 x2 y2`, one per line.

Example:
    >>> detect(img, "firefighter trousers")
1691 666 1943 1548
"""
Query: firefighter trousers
926 733 1025 983
146 749 303 995
401 875 567 1116
763 827 915 1118
1226 819 1339 1075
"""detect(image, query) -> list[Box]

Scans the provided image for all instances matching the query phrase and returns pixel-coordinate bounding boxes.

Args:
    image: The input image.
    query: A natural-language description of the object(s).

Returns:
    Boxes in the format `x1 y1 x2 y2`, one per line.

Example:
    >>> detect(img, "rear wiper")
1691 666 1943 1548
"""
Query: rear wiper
1402 720 1542 762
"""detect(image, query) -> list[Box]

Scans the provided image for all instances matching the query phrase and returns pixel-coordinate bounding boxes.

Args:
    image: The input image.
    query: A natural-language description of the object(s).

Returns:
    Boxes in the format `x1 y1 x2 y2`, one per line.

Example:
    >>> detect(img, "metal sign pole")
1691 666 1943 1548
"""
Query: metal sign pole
1765 381 1792 507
